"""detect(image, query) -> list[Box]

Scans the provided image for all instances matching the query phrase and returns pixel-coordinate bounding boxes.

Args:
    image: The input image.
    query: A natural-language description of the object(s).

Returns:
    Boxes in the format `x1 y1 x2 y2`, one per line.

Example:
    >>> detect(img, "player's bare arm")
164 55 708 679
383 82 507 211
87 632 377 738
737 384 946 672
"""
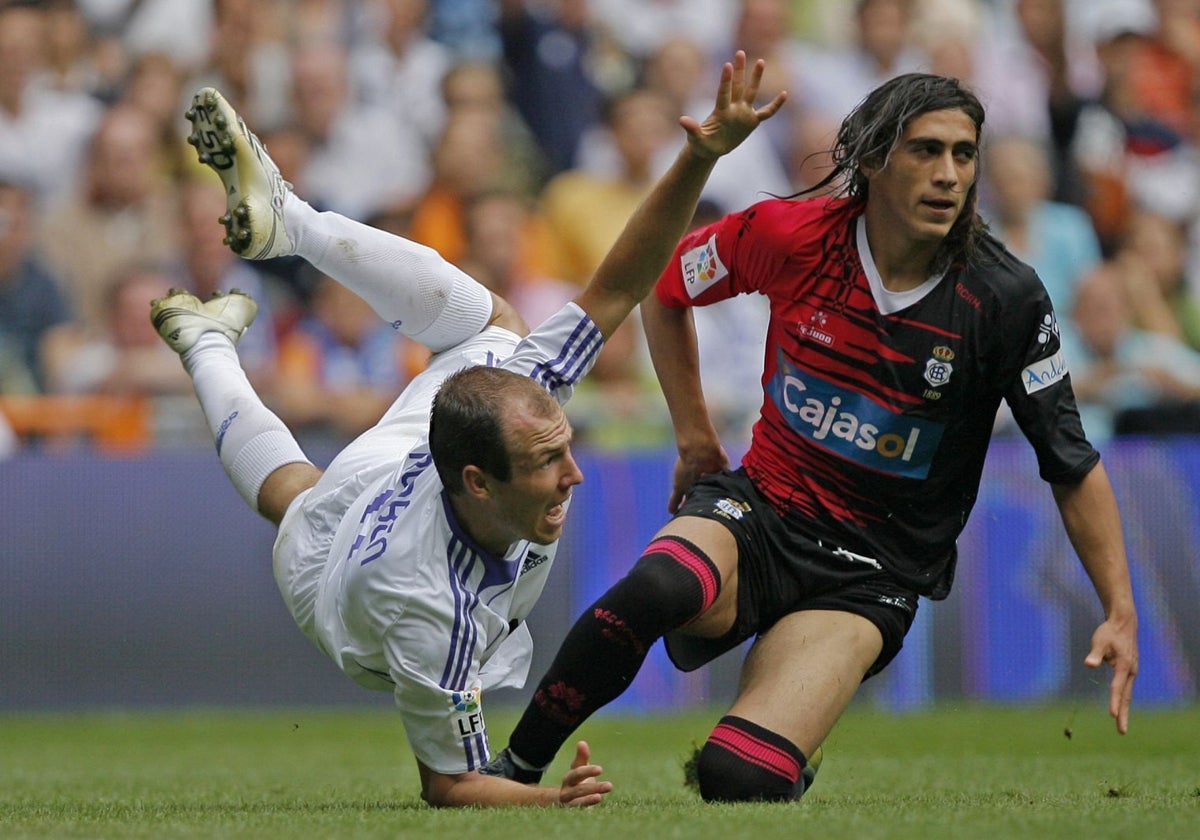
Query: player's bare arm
419 741 611 808
1051 462 1139 734
574 51 786 340
641 295 730 513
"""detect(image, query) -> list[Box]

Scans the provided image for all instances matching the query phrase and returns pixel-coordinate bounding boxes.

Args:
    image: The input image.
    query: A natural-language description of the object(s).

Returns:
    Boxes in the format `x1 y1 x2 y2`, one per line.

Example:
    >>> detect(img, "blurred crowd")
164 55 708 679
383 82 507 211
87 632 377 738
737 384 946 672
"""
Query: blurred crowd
1 0 1199 457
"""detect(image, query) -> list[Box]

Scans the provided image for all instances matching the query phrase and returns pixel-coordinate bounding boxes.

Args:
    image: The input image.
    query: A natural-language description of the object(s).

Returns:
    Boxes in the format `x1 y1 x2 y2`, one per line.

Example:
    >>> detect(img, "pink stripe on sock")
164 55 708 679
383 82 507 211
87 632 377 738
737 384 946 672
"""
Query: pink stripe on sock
645 537 720 612
709 722 801 781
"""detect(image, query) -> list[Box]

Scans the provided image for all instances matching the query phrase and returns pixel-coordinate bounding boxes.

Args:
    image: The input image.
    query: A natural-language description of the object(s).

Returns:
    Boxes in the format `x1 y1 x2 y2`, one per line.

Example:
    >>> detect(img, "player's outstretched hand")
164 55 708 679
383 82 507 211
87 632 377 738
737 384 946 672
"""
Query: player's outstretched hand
557 740 613 807
680 50 787 162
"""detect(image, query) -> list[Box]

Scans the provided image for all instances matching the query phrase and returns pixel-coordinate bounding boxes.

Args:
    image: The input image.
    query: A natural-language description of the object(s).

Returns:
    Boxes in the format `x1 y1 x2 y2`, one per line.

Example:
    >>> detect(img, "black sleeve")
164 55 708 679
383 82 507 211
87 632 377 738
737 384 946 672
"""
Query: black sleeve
1001 274 1099 484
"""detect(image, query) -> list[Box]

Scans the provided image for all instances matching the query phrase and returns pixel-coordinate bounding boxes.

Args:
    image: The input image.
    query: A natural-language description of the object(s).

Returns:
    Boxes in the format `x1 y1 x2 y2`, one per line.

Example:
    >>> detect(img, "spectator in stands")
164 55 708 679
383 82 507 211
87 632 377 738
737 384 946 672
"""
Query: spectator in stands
121 51 189 179
970 0 1105 203
37 102 180 336
350 0 453 149
1113 208 1200 349
458 189 574 329
405 57 550 268
0 178 74 394
981 133 1103 314
286 39 428 219
187 0 292 132
0 2 104 209
1072 4 1200 251
1126 0 1200 142
268 270 418 442
792 0 928 128
542 88 676 286
43 262 194 399
497 0 608 175
590 0 735 63
1067 259 1200 438
43 0 111 98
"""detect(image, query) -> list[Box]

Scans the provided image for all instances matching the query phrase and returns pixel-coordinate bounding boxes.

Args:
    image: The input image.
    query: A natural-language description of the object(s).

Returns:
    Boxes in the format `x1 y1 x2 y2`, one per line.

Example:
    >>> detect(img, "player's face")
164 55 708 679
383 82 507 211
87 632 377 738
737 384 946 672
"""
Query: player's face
865 108 979 244
493 402 583 546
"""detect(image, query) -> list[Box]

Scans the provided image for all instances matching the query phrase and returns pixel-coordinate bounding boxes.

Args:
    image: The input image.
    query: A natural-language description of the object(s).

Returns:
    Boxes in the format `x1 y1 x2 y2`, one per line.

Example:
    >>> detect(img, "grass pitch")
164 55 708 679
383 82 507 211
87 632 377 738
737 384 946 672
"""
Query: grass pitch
1 703 1197 839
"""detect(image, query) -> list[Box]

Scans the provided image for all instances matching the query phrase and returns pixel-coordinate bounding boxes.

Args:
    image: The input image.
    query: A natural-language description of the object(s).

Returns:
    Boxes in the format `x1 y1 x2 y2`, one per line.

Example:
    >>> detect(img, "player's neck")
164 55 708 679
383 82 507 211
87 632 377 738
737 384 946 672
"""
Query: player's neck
449 493 515 557
861 213 940 292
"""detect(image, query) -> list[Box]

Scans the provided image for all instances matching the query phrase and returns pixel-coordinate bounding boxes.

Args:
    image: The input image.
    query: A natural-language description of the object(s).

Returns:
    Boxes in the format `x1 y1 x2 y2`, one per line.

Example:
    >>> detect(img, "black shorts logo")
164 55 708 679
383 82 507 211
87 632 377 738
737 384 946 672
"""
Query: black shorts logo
713 497 751 521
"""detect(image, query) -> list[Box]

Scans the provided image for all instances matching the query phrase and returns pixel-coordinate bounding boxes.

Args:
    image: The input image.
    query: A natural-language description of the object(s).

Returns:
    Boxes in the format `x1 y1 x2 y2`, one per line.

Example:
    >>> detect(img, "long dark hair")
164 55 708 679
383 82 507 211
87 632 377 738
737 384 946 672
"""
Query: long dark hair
798 73 989 273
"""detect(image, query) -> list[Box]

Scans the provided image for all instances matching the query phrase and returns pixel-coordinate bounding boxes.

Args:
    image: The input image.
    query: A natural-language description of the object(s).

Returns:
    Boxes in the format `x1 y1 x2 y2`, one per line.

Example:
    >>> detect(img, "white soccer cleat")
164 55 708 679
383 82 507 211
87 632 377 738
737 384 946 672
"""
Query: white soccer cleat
185 87 294 260
150 288 258 354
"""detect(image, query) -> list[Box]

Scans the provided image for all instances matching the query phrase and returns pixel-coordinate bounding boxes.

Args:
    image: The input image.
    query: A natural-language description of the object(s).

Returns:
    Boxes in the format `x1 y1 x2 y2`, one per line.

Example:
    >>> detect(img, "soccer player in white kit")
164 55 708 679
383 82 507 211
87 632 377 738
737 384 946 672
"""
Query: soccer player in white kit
150 53 786 808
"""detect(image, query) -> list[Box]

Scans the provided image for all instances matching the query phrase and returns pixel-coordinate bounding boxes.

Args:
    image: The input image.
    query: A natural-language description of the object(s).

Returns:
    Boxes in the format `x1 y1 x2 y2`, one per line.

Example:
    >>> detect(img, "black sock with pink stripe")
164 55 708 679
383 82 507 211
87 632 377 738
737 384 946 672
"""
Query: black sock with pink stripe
696 715 808 802
508 535 721 769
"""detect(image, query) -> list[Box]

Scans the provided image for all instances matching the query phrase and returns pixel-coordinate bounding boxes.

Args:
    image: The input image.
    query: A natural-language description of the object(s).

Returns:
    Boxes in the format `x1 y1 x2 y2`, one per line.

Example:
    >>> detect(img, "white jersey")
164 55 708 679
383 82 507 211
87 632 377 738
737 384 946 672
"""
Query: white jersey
272 303 602 774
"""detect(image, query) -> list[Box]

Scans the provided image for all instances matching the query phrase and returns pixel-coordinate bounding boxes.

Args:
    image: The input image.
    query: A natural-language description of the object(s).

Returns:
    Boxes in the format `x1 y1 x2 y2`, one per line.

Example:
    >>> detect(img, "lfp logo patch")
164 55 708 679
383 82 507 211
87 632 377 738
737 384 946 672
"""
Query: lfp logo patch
451 685 485 740
451 686 480 713
680 233 728 299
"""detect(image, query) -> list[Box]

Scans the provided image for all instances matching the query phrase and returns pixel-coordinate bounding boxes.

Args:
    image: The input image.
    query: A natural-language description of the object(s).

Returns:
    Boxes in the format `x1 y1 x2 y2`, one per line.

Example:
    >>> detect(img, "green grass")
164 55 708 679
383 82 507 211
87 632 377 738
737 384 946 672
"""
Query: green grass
1 704 1197 839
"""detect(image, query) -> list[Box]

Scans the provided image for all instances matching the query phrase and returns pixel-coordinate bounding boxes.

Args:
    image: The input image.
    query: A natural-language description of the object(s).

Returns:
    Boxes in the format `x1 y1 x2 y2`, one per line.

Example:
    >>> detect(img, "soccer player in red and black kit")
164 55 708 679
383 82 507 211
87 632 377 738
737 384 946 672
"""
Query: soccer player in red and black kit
483 73 1139 802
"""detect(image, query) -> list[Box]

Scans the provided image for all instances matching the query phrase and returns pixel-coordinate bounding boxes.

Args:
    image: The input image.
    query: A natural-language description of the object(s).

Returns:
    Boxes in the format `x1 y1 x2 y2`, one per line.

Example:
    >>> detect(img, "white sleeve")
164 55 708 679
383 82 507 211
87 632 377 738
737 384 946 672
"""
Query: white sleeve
385 615 493 775
501 302 604 405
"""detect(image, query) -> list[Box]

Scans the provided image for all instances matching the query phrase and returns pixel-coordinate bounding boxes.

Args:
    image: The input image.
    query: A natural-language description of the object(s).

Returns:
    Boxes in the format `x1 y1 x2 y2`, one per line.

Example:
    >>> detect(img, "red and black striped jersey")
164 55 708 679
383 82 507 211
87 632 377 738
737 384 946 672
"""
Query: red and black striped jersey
655 196 1097 598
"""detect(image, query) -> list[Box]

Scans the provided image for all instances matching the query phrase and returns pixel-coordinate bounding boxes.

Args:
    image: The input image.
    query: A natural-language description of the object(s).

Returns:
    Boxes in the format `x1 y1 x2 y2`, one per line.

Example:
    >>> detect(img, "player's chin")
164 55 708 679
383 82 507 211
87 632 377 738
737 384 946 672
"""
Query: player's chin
535 506 568 543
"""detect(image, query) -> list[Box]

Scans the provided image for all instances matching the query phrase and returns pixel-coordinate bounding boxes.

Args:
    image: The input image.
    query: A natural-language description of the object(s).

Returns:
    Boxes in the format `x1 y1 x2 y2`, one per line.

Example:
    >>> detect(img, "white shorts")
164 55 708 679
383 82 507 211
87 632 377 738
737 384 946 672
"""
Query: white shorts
271 325 522 650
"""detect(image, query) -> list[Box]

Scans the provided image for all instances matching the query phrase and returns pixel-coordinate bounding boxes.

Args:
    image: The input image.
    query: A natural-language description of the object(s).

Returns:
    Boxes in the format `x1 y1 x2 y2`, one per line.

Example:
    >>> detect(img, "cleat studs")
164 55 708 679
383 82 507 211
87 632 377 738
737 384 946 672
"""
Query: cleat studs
215 115 227 130
184 108 195 121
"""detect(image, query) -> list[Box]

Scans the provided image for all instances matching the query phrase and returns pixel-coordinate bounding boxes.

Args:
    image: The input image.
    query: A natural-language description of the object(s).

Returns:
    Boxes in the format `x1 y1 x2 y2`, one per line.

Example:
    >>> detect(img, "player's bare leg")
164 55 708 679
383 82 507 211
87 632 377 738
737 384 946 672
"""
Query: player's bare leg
702 609 879 799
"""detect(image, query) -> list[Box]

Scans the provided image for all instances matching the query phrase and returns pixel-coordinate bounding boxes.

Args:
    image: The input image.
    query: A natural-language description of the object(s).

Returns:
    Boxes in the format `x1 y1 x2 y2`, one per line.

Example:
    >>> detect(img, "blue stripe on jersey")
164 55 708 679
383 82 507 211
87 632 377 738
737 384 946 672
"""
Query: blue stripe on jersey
441 539 481 690
529 316 602 393
459 729 487 771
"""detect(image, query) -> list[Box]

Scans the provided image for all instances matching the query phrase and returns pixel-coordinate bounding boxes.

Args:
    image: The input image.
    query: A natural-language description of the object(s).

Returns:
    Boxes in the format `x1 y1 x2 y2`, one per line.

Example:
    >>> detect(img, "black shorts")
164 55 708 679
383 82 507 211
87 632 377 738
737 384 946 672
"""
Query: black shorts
664 468 919 679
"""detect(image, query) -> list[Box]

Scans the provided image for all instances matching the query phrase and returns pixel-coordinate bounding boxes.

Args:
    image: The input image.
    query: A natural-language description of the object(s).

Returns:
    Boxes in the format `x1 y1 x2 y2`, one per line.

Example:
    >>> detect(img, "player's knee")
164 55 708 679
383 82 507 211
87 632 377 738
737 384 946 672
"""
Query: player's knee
617 535 722 624
695 716 805 803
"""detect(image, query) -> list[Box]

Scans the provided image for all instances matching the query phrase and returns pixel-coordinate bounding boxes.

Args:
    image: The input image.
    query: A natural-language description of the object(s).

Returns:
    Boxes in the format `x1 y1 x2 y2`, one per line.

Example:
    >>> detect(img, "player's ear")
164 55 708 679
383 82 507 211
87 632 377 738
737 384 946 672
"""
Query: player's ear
462 465 493 500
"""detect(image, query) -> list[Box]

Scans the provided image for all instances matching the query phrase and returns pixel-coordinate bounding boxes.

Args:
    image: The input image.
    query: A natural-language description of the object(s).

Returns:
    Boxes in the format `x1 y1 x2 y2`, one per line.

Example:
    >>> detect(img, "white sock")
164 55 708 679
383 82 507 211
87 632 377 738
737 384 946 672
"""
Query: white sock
283 193 494 352
182 333 311 511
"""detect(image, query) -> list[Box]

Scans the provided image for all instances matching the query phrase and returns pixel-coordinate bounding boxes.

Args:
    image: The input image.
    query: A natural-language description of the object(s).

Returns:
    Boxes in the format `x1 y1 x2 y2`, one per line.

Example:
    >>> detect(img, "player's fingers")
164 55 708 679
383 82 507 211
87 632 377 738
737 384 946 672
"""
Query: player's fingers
564 783 612 808
1111 666 1135 734
757 91 789 121
570 740 591 769
715 60 734 111
729 51 747 103
742 57 765 105
678 115 702 139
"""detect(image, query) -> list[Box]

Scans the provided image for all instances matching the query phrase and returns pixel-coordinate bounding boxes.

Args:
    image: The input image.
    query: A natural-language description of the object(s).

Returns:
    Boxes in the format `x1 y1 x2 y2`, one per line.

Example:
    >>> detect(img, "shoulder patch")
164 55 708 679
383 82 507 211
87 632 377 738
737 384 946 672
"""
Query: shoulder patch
1021 349 1069 394
680 233 728 299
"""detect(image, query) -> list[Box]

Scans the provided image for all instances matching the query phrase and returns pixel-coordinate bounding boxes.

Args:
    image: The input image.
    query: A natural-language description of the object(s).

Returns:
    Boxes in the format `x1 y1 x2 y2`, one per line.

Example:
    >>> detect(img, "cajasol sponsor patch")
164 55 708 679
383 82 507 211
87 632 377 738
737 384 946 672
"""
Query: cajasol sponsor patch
767 354 944 478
